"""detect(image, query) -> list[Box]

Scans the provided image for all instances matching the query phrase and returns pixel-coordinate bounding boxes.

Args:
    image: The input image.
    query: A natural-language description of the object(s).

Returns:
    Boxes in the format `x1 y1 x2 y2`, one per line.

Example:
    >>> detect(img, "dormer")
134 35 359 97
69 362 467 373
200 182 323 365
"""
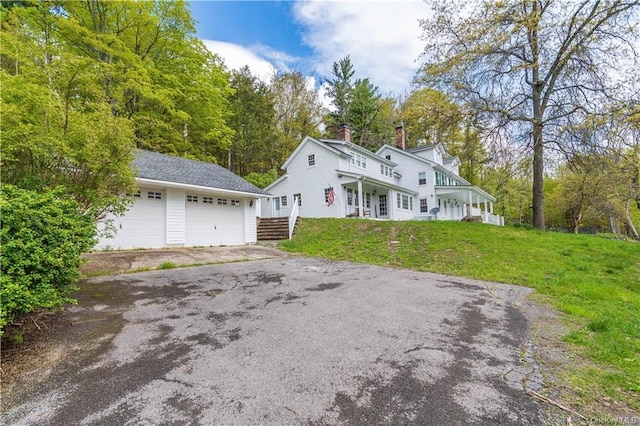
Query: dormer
443 156 460 175
407 143 447 165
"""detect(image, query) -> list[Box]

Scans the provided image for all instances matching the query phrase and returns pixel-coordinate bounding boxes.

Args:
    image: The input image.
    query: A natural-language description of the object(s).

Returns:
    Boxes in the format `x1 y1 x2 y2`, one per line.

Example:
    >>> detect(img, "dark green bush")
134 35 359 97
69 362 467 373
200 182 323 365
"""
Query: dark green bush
0 185 96 334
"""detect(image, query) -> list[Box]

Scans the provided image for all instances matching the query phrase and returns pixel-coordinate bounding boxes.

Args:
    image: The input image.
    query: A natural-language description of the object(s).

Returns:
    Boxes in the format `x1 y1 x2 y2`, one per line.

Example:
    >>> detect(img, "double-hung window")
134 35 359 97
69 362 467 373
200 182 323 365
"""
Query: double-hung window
420 198 428 213
397 193 412 210
418 172 426 185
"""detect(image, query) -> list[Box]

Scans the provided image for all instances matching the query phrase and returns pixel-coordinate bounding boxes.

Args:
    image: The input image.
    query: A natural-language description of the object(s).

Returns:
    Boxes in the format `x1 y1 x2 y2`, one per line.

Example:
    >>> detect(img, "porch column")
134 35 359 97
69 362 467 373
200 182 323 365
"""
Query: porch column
357 179 364 218
467 191 473 216
490 202 494 214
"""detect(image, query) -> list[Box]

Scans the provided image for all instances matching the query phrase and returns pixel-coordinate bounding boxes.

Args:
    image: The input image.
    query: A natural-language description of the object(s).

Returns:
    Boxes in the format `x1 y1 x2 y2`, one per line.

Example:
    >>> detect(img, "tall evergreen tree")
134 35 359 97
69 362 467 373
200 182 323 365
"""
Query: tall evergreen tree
325 55 355 134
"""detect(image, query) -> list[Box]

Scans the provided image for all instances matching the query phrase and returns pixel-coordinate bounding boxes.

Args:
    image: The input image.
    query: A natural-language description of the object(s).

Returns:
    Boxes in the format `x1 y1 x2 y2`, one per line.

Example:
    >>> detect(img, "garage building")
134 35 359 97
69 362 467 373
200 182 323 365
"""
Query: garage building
97 150 269 249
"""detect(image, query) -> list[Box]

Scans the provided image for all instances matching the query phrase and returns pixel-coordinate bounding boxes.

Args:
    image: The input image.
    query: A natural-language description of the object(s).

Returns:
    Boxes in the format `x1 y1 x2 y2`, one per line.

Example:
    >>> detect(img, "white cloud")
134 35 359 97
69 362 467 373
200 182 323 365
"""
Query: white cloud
317 82 335 112
202 40 277 82
293 0 430 96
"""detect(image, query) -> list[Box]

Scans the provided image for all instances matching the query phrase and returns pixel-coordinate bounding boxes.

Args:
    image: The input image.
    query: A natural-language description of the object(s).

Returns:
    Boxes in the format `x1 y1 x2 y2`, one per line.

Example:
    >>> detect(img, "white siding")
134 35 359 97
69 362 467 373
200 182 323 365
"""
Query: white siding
378 146 437 218
266 141 343 219
244 199 257 243
166 188 185 245
255 199 262 218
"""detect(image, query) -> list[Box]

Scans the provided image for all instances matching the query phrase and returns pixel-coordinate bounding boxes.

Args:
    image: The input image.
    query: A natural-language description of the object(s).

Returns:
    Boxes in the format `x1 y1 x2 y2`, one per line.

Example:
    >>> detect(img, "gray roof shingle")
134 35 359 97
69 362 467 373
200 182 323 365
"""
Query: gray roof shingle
134 150 269 196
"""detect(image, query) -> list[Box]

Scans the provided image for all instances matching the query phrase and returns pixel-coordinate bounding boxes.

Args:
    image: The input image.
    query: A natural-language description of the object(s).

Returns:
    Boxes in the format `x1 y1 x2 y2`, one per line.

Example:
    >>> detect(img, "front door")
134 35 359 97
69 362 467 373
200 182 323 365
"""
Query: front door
379 194 388 217
274 197 280 217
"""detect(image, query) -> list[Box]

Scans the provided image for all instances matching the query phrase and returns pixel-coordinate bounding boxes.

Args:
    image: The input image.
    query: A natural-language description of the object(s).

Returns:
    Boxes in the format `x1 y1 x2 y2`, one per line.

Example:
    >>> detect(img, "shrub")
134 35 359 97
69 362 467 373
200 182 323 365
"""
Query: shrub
0 185 96 334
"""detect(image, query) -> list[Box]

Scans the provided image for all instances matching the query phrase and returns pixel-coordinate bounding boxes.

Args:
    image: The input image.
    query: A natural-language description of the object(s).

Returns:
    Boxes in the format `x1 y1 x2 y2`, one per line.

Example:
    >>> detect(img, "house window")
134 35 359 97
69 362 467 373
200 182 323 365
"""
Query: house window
202 196 213 204
418 172 426 185
147 191 162 200
365 193 371 208
349 152 367 169
381 165 392 178
281 195 288 207
132 190 141 198
308 154 316 166
231 199 240 206
397 193 411 210
186 195 198 203
294 193 302 206
385 154 391 160
217 198 228 205
347 188 353 206
420 198 429 213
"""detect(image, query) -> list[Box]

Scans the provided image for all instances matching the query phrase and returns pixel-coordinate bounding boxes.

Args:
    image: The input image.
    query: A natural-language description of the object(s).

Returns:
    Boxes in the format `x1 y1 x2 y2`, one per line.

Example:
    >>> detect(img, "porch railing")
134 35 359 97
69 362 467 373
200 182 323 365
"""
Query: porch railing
289 196 300 239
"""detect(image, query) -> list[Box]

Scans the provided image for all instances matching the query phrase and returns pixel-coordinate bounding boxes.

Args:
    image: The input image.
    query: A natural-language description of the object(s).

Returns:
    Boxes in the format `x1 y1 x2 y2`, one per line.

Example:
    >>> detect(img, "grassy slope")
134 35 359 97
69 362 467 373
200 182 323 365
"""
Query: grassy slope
280 218 640 410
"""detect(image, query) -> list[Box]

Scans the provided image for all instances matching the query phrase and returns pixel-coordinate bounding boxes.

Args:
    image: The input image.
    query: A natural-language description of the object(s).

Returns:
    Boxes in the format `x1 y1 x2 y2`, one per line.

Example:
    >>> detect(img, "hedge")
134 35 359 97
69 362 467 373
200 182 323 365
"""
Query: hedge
0 185 96 334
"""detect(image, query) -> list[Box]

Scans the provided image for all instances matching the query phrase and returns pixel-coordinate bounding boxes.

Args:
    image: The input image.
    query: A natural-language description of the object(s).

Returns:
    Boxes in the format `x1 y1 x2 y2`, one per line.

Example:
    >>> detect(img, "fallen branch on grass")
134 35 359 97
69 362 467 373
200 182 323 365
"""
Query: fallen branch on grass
525 389 588 423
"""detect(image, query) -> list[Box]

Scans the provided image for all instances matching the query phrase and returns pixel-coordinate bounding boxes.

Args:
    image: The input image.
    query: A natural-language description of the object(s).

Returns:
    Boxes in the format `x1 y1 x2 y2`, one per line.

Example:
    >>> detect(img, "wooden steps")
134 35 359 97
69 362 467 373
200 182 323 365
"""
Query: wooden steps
257 217 291 241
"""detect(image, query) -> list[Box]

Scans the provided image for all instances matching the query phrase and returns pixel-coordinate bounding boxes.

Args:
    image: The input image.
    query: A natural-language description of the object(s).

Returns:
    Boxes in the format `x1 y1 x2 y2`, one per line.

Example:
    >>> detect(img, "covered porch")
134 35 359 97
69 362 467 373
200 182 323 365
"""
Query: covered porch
337 171 417 220
435 186 504 226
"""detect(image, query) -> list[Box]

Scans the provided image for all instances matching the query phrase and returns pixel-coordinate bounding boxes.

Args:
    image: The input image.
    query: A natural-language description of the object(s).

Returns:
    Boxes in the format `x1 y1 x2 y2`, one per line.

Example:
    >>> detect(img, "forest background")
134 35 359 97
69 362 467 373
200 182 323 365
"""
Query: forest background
1 0 639 236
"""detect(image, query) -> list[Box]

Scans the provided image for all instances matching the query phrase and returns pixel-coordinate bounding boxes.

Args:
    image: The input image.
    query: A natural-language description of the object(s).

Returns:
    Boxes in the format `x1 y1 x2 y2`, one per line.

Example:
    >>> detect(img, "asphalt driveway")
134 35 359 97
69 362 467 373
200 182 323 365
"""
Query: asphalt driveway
2 256 544 425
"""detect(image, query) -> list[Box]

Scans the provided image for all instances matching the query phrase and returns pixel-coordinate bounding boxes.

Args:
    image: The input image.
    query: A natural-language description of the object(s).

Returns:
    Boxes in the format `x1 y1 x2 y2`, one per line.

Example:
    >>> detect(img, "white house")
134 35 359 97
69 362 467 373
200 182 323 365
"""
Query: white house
97 150 270 249
261 125 503 225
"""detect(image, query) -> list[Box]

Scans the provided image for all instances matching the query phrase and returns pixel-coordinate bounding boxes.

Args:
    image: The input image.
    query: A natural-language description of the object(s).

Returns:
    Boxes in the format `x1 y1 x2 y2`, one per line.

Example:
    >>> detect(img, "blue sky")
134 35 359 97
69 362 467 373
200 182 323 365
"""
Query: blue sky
189 1 431 96
190 2 313 58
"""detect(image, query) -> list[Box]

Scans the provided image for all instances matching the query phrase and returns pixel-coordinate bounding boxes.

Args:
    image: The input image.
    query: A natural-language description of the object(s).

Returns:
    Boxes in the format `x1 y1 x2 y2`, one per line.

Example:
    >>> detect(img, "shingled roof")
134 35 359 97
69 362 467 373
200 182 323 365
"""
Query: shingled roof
134 150 269 196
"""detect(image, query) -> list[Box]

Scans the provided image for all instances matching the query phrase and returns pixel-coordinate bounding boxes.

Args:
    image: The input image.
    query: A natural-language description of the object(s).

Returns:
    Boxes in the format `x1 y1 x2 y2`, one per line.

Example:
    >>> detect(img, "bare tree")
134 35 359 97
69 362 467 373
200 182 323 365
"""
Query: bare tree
418 0 640 229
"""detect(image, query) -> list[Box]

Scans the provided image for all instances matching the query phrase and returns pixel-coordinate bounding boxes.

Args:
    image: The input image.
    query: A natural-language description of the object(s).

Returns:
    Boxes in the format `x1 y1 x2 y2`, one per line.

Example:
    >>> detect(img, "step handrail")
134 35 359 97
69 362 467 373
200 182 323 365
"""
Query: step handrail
289 197 300 239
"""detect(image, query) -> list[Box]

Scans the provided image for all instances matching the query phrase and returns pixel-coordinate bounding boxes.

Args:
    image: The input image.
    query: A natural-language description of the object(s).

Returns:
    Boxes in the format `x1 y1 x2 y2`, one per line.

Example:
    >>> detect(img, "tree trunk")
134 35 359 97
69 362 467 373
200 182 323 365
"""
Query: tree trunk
532 121 545 229
608 216 618 234
624 201 640 240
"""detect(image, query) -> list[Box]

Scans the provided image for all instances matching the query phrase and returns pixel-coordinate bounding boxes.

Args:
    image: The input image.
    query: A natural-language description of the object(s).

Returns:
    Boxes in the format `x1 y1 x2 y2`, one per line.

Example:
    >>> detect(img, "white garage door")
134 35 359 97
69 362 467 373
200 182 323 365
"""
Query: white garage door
107 189 165 249
185 195 244 246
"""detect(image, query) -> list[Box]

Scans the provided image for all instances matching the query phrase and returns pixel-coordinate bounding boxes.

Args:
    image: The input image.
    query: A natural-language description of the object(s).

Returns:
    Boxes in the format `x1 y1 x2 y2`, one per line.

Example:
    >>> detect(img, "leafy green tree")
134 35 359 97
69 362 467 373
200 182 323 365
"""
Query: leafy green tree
398 88 463 148
1 2 136 217
1 0 234 217
226 66 277 176
419 0 640 229
270 71 324 167
58 0 233 160
244 169 278 189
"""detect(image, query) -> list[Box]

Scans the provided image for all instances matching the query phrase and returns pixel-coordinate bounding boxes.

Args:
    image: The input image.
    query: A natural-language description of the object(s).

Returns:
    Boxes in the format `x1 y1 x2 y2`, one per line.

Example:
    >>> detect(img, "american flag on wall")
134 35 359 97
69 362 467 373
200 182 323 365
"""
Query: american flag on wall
326 186 335 207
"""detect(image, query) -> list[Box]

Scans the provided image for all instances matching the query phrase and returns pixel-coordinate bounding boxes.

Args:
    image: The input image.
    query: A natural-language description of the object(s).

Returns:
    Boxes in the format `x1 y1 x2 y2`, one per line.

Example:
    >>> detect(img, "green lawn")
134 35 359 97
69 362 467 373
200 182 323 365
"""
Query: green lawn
280 218 640 411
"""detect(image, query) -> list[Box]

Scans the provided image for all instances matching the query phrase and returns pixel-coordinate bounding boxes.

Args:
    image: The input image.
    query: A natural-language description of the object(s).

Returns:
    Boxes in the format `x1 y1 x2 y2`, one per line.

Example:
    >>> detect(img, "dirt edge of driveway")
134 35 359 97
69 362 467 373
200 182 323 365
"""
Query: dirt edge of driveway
79 244 288 276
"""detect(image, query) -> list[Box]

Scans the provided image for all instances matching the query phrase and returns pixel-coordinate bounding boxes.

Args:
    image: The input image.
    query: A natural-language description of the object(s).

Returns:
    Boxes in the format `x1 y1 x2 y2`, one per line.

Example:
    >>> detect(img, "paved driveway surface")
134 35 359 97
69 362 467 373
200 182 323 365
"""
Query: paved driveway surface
3 257 544 425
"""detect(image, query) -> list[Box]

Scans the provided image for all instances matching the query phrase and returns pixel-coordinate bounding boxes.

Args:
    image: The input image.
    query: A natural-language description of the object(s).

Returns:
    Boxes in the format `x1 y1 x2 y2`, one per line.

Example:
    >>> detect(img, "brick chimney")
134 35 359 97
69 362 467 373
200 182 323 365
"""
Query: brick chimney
337 124 351 142
395 123 406 150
